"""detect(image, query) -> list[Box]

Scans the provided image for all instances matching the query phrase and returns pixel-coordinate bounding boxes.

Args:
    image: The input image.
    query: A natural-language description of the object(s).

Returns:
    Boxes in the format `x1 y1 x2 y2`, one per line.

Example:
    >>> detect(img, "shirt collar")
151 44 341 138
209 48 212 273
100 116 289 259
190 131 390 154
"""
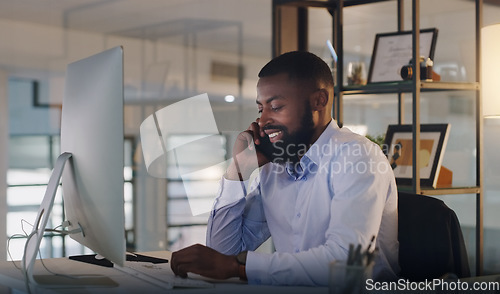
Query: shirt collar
285 119 338 179
303 119 338 165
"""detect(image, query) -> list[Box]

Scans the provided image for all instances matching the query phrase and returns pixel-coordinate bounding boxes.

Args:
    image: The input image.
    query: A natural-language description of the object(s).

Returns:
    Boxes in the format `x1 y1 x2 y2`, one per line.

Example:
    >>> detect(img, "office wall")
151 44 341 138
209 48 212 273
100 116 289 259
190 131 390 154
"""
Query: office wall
0 70 7 260
0 17 266 106
0 16 269 253
3 0 500 271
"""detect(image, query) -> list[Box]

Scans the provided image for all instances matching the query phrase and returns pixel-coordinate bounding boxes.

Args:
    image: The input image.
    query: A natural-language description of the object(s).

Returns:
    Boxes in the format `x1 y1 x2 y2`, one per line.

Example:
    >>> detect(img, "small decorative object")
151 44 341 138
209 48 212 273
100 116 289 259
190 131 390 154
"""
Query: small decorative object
347 62 367 85
383 124 450 188
368 28 438 83
400 56 434 81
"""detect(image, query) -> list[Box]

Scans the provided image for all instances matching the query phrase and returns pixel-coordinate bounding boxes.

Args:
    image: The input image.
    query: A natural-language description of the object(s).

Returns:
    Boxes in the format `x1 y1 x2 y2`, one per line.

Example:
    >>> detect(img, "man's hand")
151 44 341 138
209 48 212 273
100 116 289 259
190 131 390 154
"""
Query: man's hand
170 244 239 280
226 119 270 181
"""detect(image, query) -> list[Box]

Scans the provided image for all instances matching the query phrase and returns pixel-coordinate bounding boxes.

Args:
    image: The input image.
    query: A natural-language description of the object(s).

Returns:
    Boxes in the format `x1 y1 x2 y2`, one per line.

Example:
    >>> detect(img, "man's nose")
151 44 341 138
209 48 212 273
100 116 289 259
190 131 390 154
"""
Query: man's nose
258 110 272 128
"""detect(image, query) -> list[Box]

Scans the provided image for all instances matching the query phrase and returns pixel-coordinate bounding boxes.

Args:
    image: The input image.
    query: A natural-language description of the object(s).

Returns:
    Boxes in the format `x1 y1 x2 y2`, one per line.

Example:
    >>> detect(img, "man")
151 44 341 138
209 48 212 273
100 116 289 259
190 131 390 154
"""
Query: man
170 51 399 286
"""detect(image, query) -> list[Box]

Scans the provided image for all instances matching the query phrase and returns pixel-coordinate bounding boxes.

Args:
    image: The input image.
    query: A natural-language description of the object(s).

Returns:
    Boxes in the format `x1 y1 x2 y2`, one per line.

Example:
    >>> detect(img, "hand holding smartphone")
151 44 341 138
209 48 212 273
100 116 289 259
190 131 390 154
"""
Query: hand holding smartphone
226 121 273 181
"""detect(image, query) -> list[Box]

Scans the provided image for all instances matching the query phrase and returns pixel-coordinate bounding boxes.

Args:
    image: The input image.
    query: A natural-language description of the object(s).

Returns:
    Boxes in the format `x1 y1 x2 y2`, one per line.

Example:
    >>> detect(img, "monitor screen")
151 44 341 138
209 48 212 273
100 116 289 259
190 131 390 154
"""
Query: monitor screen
60 46 125 266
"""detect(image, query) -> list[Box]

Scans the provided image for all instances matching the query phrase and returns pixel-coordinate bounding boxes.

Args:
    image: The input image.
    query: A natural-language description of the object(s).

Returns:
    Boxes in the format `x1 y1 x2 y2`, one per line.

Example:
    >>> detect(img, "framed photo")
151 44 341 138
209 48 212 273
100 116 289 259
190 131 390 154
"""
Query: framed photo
368 28 438 83
383 124 450 188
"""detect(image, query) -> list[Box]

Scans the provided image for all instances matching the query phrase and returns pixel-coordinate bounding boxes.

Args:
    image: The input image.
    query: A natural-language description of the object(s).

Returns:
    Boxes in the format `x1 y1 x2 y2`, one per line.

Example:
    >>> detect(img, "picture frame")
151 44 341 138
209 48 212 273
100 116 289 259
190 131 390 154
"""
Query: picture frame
368 28 438 83
383 124 450 188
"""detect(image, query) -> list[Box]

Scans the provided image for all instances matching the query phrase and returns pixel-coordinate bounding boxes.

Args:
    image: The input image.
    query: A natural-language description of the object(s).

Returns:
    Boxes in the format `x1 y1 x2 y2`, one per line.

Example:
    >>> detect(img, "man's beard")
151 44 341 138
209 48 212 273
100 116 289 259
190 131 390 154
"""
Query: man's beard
258 104 314 164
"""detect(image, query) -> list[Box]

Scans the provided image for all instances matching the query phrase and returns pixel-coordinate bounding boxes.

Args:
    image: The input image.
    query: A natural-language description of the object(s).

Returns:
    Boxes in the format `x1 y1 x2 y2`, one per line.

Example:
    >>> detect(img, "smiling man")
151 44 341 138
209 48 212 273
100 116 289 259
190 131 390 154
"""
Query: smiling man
170 51 400 286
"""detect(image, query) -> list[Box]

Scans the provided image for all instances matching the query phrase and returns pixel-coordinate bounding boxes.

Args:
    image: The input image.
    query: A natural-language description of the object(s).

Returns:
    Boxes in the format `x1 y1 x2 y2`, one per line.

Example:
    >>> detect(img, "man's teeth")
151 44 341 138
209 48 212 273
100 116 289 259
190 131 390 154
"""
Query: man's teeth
269 131 282 138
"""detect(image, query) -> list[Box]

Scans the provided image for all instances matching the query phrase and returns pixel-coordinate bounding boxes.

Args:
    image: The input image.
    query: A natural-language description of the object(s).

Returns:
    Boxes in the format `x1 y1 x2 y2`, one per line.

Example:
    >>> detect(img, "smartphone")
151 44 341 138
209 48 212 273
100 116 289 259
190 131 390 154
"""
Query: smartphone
254 133 276 162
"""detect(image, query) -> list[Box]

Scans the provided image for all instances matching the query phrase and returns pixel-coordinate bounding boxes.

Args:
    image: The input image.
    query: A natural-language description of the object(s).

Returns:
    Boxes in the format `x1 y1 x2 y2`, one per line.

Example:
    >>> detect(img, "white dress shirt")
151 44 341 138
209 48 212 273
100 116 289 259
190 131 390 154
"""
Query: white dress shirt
206 119 400 286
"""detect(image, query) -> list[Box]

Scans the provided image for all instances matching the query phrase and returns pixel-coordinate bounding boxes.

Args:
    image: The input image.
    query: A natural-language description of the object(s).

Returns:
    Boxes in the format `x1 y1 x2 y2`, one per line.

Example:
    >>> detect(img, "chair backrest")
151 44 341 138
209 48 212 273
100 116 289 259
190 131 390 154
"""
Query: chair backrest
398 192 471 281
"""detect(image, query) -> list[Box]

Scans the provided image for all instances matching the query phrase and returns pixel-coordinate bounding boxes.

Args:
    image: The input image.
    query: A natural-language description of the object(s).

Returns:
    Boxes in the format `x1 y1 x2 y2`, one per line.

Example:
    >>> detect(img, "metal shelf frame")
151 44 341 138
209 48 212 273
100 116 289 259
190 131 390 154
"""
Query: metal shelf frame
272 0 484 275
339 81 480 95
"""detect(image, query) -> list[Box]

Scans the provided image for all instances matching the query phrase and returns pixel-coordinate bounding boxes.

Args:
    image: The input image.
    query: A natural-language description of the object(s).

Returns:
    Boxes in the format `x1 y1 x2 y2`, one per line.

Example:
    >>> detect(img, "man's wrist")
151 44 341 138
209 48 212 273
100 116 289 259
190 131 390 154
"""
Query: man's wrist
236 251 248 265
235 251 248 281
238 264 247 281
225 162 245 181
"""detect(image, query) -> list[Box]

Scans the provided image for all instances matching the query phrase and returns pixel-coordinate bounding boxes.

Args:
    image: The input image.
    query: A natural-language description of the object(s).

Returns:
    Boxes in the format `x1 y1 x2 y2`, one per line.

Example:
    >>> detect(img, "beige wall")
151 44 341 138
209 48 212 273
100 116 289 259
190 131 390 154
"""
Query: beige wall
0 70 7 261
0 16 269 253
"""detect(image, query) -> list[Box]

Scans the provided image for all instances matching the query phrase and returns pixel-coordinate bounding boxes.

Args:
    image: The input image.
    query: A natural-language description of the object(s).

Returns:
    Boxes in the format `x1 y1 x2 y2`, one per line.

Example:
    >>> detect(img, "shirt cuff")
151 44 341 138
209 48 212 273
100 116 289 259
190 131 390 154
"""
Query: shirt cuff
245 251 272 285
212 177 248 210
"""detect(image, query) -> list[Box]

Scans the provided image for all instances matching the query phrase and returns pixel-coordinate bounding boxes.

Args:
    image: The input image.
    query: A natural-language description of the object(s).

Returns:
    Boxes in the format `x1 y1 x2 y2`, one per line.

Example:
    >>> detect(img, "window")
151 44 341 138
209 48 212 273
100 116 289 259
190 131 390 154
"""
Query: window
6 78 136 260
6 136 135 260
165 134 228 251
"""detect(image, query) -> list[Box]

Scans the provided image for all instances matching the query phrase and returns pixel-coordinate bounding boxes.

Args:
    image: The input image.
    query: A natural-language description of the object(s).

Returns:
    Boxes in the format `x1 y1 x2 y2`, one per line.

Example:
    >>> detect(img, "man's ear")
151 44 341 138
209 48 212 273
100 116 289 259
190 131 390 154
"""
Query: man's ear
311 89 329 111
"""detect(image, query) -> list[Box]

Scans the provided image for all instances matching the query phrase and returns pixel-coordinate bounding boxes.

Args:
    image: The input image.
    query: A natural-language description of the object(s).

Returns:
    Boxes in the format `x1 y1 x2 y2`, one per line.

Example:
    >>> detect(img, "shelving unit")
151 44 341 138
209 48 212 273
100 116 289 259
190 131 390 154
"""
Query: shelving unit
342 81 479 95
272 0 484 275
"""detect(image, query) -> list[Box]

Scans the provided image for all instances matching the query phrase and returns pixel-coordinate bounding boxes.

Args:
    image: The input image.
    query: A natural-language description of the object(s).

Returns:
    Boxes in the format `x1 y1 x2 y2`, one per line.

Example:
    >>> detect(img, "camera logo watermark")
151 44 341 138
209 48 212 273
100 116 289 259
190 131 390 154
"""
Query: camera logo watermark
139 93 257 216
140 93 393 216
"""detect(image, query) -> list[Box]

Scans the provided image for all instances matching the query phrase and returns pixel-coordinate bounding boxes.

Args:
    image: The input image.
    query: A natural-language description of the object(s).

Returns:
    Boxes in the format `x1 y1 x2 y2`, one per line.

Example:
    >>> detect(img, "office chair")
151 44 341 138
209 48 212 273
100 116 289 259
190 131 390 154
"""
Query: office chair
398 191 471 281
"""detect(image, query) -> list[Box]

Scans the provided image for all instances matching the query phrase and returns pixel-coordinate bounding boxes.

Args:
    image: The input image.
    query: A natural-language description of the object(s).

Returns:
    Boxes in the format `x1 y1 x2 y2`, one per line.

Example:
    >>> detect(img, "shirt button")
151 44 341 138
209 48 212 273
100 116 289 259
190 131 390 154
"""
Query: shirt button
302 176 307 181
297 212 301 218
295 249 300 253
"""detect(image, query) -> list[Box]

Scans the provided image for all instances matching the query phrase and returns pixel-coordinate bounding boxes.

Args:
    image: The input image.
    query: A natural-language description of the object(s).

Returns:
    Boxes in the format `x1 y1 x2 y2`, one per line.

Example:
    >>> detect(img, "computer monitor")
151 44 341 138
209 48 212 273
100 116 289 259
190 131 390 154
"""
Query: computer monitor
22 46 125 288
60 46 125 265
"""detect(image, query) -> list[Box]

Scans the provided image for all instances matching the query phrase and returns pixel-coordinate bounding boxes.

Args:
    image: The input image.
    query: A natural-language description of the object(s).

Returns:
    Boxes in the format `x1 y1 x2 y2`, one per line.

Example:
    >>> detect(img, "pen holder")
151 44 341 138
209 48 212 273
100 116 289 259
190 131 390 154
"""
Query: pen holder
328 260 373 294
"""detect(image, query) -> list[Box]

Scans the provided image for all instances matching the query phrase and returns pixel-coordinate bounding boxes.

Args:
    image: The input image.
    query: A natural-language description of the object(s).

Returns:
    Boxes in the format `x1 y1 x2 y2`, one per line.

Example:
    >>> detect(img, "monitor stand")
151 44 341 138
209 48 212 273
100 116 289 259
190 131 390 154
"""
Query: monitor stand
21 152 117 292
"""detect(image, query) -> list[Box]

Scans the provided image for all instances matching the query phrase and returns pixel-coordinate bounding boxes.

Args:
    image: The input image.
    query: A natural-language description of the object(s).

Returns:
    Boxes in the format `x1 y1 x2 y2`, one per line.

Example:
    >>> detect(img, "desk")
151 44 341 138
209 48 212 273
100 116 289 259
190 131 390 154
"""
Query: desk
0 251 328 294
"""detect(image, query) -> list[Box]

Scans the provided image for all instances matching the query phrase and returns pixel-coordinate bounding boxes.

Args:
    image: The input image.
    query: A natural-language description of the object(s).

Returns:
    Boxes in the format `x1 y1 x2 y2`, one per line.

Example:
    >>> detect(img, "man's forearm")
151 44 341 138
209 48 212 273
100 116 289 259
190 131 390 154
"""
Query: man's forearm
207 178 270 256
226 154 260 181
206 197 246 255
224 161 244 181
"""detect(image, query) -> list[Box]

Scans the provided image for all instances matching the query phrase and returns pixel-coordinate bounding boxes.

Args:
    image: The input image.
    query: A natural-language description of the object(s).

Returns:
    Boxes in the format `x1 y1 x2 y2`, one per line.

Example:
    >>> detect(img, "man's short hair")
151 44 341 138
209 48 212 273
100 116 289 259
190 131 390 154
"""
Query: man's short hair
258 51 334 88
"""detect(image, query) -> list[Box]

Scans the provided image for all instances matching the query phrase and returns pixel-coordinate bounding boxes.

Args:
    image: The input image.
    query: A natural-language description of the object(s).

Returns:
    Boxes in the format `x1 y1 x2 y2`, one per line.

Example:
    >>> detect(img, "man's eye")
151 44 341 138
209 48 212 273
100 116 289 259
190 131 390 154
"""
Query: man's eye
258 109 263 114
271 106 283 112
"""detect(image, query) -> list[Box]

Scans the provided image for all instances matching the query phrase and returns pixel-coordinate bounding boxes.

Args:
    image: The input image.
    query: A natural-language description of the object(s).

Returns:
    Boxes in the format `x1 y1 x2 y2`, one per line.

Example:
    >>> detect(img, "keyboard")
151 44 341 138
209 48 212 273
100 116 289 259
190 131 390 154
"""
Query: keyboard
116 261 214 289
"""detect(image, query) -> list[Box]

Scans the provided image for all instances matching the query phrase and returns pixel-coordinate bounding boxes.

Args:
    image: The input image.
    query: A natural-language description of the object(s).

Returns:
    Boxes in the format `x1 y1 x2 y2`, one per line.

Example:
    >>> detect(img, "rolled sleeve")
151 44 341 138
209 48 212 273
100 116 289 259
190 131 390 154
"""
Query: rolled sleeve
207 174 271 255
212 177 248 210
